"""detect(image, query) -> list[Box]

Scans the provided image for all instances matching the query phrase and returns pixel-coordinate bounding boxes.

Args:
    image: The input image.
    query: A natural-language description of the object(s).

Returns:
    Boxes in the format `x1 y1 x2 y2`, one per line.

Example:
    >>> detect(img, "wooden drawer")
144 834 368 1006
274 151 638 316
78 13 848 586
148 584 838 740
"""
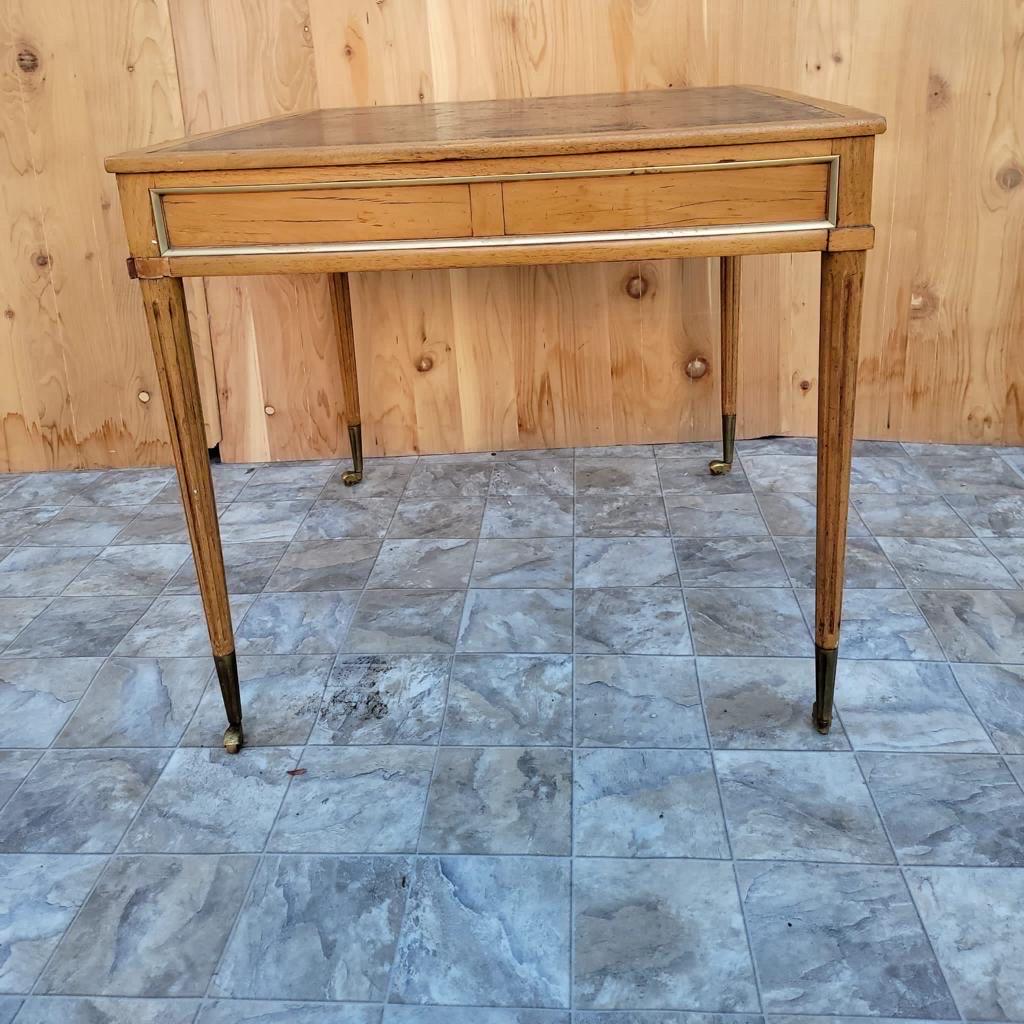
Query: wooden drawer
159 182 474 249
501 161 833 235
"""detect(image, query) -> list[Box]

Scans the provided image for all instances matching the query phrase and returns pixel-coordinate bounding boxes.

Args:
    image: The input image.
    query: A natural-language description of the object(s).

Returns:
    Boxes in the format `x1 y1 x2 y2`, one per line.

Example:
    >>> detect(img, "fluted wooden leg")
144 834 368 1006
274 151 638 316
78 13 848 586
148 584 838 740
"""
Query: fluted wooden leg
813 249 866 734
330 273 364 485
710 255 740 475
140 276 242 753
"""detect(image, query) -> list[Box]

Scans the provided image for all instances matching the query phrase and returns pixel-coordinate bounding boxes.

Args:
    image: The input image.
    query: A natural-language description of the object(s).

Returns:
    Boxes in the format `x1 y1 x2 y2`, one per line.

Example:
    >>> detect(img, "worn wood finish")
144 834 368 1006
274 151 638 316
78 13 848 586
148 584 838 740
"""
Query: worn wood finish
720 256 741 418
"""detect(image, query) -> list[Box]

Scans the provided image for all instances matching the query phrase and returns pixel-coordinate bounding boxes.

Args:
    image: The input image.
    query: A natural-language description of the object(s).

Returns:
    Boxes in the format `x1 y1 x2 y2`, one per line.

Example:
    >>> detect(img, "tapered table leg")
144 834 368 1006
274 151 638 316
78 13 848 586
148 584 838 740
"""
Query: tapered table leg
710 255 740 475
329 273 364 485
813 249 866 734
140 277 242 753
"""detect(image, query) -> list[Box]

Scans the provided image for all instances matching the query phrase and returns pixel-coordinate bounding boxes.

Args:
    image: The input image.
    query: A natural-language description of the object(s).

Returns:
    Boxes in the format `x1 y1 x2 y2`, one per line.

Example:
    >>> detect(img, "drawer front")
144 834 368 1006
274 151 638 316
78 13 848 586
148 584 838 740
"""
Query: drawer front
159 182 474 249
501 161 832 235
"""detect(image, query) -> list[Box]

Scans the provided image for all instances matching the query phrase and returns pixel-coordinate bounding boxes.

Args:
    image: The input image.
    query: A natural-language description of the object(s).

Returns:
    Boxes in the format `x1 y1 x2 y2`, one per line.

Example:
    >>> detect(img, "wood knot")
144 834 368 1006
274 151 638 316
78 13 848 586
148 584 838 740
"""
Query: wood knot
264 404 276 416
33 251 50 268
685 356 708 380
927 73 950 111
625 274 648 300
910 284 939 319
4 308 15 320
799 379 812 392
996 164 1023 191
138 390 151 404
415 355 434 373
343 44 354 57
16 49 39 73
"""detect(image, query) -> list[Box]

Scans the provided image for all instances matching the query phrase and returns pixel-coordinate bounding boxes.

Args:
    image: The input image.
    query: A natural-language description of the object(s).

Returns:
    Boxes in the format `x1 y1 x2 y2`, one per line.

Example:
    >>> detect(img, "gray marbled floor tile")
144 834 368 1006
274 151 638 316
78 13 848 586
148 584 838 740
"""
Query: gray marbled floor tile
200 1003 380 1024
737 437 818 456
320 460 414 501
795 589 944 661
390 855 570 1008
386 1007 567 1024
0 546 101 596
952 664 1024 753
212 854 410 1002
904 442 1001 457
675 537 788 588
574 858 757 1012
685 588 808 656
0 507 60 546
313 654 449 744
481 494 573 538
1007 754 1024 788
115 595 253 657
574 748 727 858
0 748 167 853
575 458 662 495
346 590 464 654
574 588 691 655
40 853 256 997
0 853 104 993
861 751 1024 866
850 457 940 495
15 997 201 1023
408 461 494 497
877 536 1018 590
218 500 311 544
420 746 571 855
489 459 572 497
387 497 485 538
233 460 336 503
122 746 297 853
986 537 1024 585
836 660 993 751
7 597 151 657
0 750 37 804
0 658 102 747
23 506 142 547
657 458 752 495
575 538 678 587
574 1014 762 1024
264 538 379 591
69 468 175 507
442 653 572 745
698 656 849 749
574 495 669 537
946 493 1024 537
0 597 50 651
742 455 817 493
0 471 103 511
57 657 210 747
164 541 286 595
458 588 571 653
906 866 1024 1020
294 499 396 541
235 591 357 655
64 544 190 596
854 494 971 537
914 589 1024 663
109 504 189 545
775 536 902 589
184 655 333 747
154 464 255 505
0 998 17 1023
916 454 1024 496
577 444 655 459
471 538 572 588
574 654 705 747
656 440 733 458
755 491 867 537
664 493 767 538
737 861 956 1017
368 538 475 589
715 750 892 862
269 745 434 853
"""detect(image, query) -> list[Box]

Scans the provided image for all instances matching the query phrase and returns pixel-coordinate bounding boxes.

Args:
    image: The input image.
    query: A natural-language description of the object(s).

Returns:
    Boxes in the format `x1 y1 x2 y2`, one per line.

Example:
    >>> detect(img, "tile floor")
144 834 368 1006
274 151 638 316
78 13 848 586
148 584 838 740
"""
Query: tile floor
1 438 1023 1023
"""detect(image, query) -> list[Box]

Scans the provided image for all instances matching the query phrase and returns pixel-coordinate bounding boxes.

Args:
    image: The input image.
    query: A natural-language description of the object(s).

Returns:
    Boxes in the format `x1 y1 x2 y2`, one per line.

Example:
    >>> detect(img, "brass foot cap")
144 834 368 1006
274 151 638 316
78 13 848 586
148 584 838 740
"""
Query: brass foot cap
708 459 732 476
223 724 244 754
342 471 363 486
811 702 832 735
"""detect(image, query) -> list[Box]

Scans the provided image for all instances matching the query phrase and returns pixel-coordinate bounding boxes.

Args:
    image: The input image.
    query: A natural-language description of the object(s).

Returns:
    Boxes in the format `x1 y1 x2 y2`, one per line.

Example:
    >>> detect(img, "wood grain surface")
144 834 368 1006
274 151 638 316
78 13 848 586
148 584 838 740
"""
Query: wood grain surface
2 0 1022 469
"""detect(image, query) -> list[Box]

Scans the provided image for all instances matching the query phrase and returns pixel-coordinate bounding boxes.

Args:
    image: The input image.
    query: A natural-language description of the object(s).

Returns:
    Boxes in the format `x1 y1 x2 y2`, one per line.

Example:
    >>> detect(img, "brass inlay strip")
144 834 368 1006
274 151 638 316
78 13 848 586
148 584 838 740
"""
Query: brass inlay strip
151 154 839 257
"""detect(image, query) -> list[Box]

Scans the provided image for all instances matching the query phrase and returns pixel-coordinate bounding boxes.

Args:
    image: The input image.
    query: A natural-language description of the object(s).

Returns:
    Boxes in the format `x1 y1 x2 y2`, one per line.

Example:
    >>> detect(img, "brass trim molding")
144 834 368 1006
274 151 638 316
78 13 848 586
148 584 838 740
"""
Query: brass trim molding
151 154 840 257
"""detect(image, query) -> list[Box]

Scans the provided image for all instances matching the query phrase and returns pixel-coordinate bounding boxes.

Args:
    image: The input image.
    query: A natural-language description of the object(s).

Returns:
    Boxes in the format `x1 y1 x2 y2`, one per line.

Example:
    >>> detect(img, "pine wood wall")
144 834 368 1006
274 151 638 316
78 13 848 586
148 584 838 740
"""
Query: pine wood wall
2 0 1022 470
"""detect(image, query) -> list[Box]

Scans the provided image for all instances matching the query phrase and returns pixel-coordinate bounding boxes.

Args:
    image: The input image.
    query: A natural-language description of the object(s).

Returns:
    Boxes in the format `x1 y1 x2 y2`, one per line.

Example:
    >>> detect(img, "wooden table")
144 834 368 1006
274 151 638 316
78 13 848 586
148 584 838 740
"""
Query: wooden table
107 85 885 753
